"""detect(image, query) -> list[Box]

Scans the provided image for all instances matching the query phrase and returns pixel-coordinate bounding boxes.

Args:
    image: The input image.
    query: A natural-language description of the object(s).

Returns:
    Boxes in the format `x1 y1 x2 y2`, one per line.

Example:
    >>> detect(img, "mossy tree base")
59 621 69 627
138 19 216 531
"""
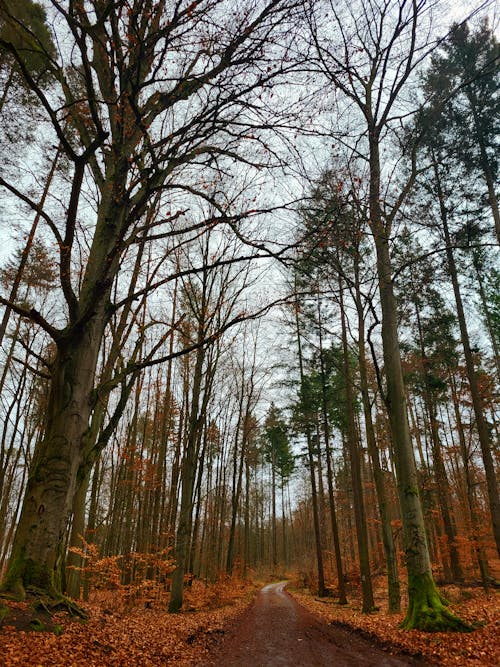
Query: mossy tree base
1 558 87 621
0 589 88 621
0 546 63 601
401 572 473 632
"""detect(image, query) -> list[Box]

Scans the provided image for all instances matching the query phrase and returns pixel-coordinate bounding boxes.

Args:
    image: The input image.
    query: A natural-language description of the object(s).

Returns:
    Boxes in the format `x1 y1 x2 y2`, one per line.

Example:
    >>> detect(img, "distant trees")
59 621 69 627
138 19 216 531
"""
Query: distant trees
262 404 294 569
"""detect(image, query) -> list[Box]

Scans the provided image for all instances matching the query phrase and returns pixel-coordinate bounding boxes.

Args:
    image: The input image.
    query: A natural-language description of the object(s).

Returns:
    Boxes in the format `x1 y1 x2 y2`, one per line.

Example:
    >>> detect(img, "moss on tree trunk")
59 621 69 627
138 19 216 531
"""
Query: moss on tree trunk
1 548 56 600
371 149 471 633
0 328 103 608
401 572 472 631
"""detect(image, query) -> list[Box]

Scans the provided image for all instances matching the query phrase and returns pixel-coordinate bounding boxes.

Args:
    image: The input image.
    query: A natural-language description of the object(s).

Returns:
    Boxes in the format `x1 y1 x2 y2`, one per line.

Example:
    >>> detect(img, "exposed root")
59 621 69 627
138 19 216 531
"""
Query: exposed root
30 592 87 620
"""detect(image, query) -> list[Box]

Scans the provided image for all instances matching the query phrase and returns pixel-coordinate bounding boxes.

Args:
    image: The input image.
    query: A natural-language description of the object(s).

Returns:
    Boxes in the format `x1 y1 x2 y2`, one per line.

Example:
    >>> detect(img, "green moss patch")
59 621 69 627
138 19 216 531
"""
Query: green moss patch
401 572 473 632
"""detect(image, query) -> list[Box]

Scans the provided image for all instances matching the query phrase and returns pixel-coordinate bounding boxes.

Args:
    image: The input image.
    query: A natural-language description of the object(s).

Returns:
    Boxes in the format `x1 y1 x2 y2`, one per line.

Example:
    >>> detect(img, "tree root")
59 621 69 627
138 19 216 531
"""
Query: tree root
1 578 87 620
401 572 473 632
30 591 88 620
401 604 473 632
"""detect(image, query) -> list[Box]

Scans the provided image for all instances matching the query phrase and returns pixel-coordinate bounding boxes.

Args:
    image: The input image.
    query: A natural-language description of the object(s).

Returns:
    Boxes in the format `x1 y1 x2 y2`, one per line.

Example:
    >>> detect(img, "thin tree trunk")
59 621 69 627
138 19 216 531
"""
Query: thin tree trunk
294 295 325 597
339 279 375 612
413 299 464 582
449 372 491 590
227 395 251 575
243 456 251 578
316 294 347 604
169 342 205 612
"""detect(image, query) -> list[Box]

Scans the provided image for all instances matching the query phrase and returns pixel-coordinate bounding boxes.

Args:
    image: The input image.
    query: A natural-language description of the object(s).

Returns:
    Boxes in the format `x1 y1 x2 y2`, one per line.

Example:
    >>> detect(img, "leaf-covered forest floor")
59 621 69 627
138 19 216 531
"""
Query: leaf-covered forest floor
289 576 499 666
0 578 258 666
0 575 498 666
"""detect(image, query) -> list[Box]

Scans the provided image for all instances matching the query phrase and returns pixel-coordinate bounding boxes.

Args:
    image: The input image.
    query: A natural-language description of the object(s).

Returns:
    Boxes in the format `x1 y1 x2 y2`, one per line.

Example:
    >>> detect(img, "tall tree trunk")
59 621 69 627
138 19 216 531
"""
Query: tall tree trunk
243 456 251 578
227 397 250 575
354 273 400 612
169 342 204 612
413 299 464 582
449 372 491 590
369 134 468 630
294 296 325 597
271 445 278 569
316 297 347 604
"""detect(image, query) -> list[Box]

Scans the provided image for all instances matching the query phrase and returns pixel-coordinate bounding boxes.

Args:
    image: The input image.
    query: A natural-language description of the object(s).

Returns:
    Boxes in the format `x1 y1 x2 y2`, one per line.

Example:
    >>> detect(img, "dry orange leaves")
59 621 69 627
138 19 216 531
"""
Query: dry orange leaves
0 580 497 666
0 579 256 667
291 586 499 667
0 604 243 666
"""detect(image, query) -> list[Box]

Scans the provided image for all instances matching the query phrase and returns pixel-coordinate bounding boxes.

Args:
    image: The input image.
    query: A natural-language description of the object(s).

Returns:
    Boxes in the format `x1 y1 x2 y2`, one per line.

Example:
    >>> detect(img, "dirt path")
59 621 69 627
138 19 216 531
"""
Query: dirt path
201 582 427 667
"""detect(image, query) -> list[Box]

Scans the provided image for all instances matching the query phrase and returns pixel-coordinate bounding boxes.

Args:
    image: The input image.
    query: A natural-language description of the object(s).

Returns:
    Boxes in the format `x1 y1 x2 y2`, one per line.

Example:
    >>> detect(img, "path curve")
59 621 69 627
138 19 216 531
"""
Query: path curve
201 582 426 666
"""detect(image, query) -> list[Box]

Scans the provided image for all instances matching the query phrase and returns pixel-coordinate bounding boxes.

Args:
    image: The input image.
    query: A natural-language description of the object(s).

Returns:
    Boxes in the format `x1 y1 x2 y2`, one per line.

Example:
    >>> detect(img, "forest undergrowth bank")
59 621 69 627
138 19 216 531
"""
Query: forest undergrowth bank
0 576 258 666
289 575 499 666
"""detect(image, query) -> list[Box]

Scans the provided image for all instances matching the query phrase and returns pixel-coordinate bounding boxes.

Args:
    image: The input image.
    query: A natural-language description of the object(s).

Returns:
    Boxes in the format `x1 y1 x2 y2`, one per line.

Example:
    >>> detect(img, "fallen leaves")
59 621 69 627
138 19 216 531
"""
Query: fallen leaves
289 584 499 666
1 578 497 666
0 581 256 667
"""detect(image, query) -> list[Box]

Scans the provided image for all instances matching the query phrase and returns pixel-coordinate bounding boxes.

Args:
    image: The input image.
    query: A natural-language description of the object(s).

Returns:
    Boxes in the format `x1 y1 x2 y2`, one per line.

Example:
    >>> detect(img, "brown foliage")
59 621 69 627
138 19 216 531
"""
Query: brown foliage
68 537 176 611
0 575 255 666
290 579 499 666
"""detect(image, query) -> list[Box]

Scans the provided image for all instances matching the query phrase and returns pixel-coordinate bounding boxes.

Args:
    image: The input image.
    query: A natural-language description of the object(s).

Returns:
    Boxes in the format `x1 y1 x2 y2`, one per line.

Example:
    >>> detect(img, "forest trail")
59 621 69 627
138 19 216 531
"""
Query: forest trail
201 582 426 666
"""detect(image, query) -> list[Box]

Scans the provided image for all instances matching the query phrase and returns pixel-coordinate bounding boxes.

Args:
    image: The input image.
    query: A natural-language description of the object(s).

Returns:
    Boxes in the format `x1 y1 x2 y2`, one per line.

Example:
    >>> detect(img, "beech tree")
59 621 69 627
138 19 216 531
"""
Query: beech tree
0 0 300 604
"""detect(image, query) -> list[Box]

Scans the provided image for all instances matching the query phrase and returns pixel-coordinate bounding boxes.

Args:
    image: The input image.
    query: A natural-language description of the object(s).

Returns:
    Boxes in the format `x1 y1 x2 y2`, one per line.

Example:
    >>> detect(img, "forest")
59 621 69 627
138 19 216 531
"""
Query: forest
0 0 498 665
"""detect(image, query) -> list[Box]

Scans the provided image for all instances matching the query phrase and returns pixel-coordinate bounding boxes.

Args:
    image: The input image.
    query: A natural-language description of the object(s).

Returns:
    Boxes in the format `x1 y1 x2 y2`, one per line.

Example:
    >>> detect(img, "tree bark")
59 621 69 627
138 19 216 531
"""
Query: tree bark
339 279 375 612
1 312 107 598
369 133 469 630
354 276 401 612
169 342 205 612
